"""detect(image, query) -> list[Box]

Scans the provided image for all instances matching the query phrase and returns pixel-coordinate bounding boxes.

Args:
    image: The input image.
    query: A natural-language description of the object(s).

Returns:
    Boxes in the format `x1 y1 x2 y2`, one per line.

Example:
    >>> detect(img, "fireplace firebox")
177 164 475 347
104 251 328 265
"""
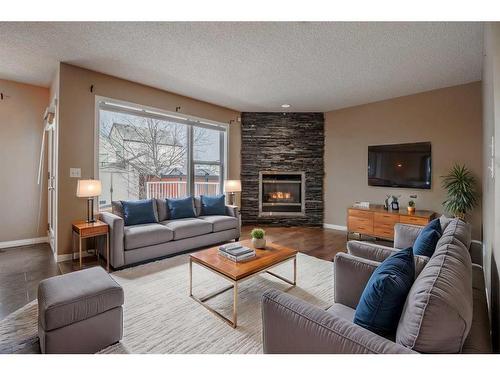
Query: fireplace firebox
259 171 305 217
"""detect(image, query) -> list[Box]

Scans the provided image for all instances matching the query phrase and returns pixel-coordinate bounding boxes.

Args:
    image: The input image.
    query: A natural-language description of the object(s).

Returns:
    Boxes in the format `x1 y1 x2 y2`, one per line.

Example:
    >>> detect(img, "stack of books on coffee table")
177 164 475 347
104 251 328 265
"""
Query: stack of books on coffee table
218 243 256 262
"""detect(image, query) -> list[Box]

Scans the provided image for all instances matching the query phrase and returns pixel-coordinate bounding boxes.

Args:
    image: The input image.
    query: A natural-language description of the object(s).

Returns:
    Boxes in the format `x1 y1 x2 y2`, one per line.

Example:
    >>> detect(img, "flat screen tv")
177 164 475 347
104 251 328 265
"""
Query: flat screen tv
368 142 431 189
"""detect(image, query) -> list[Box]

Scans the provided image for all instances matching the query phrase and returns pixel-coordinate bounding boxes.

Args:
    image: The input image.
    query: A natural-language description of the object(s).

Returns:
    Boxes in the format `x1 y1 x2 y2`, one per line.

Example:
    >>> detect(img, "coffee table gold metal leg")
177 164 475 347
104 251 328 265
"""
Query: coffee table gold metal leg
293 256 297 285
79 236 82 269
189 258 193 297
232 281 238 328
106 233 110 272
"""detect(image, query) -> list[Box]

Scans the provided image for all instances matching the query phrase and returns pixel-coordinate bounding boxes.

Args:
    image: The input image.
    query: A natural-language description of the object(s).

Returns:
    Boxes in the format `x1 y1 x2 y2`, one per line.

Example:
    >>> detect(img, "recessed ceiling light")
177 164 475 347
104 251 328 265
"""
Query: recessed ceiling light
281 104 291 108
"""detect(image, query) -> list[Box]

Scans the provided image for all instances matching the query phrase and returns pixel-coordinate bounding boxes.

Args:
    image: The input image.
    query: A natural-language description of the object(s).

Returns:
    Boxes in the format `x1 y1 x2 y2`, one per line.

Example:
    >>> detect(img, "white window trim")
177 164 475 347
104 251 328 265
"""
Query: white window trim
94 95 229 206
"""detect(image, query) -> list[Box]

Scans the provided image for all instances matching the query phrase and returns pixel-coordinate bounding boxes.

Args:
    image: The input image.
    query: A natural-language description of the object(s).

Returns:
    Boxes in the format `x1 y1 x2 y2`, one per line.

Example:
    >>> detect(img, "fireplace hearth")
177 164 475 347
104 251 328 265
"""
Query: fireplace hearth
259 172 305 217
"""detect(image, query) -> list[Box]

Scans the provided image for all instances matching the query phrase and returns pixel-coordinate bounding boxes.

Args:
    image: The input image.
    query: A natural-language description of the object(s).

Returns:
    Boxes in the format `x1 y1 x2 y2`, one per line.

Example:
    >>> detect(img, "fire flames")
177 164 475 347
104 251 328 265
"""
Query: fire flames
269 191 292 200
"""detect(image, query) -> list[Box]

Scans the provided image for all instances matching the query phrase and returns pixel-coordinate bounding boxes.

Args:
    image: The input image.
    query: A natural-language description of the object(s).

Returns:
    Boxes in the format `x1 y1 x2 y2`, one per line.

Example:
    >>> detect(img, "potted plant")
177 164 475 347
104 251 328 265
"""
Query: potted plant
250 228 266 249
441 164 479 221
407 200 415 213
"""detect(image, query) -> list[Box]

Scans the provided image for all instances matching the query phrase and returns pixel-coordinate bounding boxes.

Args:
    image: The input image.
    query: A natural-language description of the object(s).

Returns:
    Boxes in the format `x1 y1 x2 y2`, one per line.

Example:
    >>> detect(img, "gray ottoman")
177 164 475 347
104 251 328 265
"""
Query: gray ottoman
38 267 124 354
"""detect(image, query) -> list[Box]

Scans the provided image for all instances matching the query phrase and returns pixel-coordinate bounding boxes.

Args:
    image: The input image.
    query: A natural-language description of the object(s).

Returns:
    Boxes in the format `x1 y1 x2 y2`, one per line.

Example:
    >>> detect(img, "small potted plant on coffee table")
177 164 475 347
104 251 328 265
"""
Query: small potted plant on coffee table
251 228 266 249
407 200 416 213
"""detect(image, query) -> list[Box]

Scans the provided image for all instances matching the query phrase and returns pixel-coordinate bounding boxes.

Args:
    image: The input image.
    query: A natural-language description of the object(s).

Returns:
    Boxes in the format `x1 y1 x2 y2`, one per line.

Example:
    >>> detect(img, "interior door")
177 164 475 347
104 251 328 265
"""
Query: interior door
47 123 56 253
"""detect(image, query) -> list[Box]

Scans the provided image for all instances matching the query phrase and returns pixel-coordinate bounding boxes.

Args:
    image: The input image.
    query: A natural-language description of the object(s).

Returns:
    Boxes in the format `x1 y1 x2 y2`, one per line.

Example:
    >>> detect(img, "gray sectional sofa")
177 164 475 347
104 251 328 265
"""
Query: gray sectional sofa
262 218 492 354
100 197 240 269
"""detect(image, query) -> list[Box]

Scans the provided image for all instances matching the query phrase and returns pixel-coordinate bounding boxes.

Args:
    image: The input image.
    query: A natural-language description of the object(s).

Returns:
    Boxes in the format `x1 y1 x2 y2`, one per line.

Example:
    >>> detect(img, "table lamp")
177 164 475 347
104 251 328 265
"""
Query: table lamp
224 180 241 206
76 179 102 223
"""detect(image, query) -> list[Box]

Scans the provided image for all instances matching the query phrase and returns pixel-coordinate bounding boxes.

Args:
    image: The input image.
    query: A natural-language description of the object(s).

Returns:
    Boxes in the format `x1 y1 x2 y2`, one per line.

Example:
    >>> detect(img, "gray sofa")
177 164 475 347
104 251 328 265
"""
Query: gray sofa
100 197 240 269
262 218 492 354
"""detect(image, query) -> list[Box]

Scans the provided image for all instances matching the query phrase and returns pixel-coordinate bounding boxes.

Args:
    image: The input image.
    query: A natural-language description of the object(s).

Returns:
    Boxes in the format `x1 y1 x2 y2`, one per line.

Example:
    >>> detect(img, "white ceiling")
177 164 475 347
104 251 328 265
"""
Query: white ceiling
0 22 483 112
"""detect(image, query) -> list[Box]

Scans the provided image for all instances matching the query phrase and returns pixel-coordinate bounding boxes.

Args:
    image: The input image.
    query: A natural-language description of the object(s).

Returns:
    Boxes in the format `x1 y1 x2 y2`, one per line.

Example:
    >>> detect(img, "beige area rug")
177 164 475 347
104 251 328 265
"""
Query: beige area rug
0 252 334 354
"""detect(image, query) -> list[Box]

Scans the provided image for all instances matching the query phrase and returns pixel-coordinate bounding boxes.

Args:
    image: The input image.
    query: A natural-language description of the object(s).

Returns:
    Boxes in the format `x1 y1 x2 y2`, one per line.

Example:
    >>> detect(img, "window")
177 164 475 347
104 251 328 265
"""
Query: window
97 99 226 210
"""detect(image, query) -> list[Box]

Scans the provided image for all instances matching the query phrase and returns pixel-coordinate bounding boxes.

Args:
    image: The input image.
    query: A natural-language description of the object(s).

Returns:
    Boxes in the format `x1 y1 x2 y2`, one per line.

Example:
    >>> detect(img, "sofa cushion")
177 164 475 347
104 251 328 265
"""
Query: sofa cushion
198 215 238 232
354 247 415 337
38 267 124 331
200 194 226 216
439 214 453 233
327 303 356 322
167 196 196 219
121 199 158 226
124 223 174 250
396 241 473 353
161 218 212 240
435 218 471 251
155 198 168 221
413 218 441 257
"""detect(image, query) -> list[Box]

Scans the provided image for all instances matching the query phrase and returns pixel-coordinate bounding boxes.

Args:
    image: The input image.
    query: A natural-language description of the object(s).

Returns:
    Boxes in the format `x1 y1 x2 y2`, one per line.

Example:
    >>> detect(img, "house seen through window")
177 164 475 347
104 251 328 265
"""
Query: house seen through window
97 100 226 210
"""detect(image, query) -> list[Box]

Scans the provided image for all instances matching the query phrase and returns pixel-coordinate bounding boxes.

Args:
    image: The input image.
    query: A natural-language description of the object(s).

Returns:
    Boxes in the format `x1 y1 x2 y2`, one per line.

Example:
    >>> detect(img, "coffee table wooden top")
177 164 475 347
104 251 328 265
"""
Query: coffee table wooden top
190 239 297 281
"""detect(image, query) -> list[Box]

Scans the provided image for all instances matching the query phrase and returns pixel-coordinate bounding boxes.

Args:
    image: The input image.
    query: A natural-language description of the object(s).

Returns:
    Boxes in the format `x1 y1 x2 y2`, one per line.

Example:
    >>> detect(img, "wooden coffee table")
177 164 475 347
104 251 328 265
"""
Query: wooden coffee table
189 239 297 328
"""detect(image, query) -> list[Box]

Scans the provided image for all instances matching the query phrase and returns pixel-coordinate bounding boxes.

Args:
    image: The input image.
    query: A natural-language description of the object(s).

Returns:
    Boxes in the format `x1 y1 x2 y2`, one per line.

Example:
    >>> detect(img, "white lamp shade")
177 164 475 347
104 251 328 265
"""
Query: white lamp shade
76 179 102 198
224 179 241 193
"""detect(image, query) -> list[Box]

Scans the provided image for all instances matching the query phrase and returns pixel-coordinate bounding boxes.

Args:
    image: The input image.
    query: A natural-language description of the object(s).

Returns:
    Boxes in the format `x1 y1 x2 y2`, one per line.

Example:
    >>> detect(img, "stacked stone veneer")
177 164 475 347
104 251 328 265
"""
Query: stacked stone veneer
240 112 324 226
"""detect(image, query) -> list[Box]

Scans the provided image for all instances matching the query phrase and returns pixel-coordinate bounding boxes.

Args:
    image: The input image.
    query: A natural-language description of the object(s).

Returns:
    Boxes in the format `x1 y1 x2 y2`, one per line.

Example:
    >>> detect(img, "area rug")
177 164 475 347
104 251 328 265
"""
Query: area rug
0 252 334 354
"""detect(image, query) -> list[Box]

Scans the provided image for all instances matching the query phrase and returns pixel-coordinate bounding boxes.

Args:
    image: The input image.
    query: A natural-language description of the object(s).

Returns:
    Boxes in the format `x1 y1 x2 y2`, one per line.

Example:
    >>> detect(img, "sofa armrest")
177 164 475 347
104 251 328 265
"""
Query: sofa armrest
394 223 423 249
261 289 415 354
225 205 239 218
469 241 483 266
347 240 429 276
334 252 380 309
99 212 125 269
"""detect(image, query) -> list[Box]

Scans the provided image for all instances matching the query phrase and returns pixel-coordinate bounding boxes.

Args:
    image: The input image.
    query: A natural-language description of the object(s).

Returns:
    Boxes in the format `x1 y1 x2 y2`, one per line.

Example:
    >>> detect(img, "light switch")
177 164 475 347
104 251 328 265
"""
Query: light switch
70 168 81 178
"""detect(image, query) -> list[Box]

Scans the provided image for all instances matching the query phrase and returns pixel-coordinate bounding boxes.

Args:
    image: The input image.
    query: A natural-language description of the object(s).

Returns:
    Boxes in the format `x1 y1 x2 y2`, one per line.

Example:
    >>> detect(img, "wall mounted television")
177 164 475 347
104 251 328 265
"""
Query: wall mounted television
368 142 431 189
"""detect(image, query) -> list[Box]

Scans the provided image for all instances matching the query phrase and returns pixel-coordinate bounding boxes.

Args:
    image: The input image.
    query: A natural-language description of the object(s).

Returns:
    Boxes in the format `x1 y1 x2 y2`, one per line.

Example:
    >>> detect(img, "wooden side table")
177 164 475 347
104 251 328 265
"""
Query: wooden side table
72 220 110 272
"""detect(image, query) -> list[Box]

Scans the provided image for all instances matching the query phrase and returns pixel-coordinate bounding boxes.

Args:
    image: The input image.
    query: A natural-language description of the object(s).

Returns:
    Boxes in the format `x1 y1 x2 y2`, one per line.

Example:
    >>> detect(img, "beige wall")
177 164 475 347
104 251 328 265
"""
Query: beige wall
482 22 500 351
0 79 49 242
57 63 240 255
324 82 483 240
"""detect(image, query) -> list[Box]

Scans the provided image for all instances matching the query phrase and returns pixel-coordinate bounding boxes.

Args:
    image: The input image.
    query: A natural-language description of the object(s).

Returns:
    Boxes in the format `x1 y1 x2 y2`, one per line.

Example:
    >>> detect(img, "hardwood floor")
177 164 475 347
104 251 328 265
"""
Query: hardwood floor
0 243 60 320
240 225 348 261
0 225 375 320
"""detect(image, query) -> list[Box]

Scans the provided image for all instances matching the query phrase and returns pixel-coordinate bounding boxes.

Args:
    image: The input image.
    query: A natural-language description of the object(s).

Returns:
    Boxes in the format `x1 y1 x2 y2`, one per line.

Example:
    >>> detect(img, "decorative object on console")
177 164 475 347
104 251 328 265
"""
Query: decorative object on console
407 200 415 213
224 180 241 206
250 227 266 249
384 194 391 210
76 179 102 223
390 195 401 211
441 164 478 220
353 201 370 208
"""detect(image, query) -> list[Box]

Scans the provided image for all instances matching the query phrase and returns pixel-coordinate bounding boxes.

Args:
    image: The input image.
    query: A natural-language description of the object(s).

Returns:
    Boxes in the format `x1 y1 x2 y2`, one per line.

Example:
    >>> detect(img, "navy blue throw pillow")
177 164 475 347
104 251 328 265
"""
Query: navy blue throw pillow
353 247 415 337
413 218 442 257
167 196 196 219
201 194 226 216
121 199 157 226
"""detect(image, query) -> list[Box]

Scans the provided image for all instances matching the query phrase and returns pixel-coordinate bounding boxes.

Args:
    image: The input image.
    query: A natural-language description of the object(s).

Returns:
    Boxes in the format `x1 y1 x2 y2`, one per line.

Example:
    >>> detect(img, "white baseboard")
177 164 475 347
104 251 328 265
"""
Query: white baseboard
0 236 48 249
323 223 347 232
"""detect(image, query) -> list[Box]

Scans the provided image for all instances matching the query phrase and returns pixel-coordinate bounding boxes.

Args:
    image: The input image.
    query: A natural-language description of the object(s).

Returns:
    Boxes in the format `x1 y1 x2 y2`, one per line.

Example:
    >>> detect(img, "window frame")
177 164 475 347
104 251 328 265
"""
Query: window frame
94 96 228 210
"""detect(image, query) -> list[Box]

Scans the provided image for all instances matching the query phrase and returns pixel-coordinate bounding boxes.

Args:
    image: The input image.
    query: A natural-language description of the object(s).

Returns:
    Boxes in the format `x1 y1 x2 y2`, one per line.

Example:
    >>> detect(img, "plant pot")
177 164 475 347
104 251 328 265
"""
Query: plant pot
407 206 415 213
252 238 266 249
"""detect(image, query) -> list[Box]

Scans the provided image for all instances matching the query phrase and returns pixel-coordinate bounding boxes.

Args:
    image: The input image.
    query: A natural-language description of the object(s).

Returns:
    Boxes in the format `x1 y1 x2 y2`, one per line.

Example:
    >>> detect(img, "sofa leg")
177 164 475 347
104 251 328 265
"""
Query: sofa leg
235 238 240 241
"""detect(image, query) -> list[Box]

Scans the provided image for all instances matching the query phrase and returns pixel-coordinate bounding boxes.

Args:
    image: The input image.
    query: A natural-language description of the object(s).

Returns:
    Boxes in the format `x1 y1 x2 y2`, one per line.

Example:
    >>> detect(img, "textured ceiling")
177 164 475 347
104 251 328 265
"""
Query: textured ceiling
0 22 483 112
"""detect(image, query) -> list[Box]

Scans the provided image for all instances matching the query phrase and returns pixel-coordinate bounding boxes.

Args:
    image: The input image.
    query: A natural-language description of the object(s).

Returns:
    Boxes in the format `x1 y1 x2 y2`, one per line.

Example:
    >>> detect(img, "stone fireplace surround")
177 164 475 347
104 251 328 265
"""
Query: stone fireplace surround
240 112 324 226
